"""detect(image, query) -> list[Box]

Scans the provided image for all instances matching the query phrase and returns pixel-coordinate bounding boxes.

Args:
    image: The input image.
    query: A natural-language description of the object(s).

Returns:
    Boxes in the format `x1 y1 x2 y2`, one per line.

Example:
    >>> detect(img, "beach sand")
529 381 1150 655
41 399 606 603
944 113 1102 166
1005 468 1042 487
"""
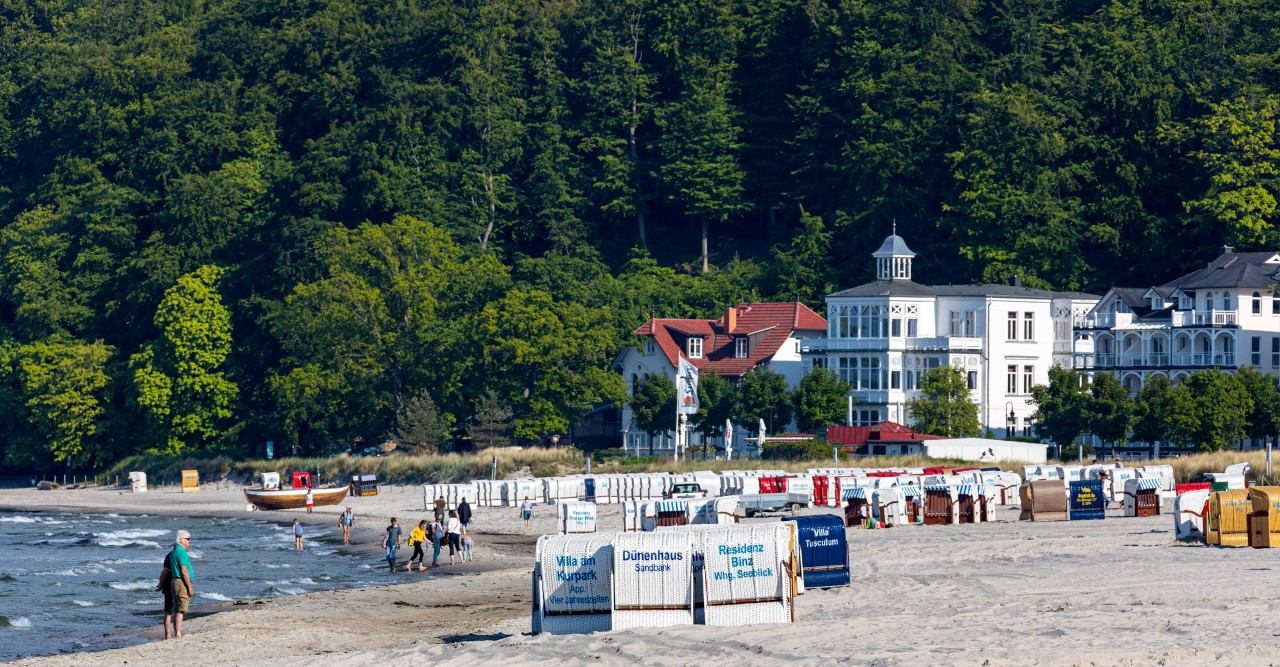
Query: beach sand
3 484 1278 667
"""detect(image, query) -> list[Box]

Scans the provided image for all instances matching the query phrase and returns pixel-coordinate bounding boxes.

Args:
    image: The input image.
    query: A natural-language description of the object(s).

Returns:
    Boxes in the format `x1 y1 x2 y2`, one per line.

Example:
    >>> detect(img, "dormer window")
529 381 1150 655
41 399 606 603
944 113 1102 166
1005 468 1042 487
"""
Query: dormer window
1179 296 1192 310
687 336 703 359
735 337 748 359
1151 296 1161 310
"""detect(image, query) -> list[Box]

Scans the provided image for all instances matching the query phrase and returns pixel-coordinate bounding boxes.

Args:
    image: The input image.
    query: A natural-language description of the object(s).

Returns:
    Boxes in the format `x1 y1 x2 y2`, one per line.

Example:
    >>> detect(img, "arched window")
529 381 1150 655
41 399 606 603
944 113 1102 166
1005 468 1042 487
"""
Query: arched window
1223 292 1233 310
1207 292 1216 310
1253 292 1262 314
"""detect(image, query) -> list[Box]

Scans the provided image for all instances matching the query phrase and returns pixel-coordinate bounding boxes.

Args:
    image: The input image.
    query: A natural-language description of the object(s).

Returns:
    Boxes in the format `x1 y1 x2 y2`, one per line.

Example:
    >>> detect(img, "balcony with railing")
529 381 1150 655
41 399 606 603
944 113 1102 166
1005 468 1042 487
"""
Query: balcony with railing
1074 312 1132 329
1171 310 1237 327
904 336 983 351
1090 352 1236 368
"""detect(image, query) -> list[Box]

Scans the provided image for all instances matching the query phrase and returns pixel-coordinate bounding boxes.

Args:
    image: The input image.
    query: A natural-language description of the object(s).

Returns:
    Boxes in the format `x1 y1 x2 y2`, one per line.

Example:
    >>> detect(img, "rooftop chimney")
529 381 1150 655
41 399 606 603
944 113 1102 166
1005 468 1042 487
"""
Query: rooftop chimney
1220 245 1235 256
1011 275 1022 288
725 306 738 334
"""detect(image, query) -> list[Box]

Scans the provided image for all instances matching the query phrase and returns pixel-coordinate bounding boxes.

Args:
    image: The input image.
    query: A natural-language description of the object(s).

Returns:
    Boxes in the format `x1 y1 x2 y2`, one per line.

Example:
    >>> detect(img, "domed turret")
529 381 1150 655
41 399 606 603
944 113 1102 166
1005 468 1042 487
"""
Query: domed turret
872 226 914 280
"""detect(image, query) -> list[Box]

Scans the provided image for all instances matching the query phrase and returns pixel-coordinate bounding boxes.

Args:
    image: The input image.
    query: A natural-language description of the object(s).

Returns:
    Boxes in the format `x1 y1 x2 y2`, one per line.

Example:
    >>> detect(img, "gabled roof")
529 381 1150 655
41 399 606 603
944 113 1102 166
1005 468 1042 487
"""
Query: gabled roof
631 302 826 378
1161 251 1280 291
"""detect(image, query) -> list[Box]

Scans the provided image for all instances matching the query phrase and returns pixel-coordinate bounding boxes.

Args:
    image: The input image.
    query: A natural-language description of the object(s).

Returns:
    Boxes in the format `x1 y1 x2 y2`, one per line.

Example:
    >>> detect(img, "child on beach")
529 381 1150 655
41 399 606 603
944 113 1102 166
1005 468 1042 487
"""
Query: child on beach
293 519 304 551
461 532 474 562
305 488 314 513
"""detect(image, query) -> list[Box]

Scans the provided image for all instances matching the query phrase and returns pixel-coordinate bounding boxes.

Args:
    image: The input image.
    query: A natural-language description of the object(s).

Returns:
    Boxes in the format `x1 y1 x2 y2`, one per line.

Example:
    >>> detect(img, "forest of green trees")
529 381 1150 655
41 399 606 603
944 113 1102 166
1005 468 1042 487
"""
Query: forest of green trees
2 0 1278 471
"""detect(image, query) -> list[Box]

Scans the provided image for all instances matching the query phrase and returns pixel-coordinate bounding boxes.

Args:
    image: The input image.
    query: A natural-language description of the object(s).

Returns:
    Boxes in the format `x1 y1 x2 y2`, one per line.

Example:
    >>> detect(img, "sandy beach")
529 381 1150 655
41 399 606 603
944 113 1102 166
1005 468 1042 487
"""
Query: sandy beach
3 484 1278 667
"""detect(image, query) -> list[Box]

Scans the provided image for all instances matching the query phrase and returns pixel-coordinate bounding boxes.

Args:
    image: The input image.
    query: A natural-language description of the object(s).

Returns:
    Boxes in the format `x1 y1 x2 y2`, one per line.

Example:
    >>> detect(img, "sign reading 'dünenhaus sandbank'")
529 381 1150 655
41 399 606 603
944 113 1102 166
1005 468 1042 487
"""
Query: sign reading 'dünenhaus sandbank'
611 531 695 630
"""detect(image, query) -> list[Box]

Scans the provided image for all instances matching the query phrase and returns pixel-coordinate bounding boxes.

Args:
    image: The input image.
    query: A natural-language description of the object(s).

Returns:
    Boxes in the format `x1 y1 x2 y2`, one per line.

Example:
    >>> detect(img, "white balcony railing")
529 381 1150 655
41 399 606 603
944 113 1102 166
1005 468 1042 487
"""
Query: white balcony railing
1172 310 1237 327
1092 353 1236 368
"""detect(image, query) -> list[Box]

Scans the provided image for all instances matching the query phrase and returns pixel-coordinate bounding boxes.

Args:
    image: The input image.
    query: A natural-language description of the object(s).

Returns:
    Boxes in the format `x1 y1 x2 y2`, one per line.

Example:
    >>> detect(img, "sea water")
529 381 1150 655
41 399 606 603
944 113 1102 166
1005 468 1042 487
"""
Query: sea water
0 511 393 661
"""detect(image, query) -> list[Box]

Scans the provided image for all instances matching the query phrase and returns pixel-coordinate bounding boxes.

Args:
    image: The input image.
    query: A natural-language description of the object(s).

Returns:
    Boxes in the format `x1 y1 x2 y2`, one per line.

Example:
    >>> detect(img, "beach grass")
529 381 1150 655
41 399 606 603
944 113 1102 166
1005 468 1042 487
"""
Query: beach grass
94 447 1279 487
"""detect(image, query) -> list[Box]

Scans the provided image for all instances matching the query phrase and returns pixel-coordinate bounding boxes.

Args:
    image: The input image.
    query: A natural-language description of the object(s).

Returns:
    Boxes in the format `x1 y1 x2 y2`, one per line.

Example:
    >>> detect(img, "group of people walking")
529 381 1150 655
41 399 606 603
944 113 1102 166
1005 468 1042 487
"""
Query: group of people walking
382 497 475 573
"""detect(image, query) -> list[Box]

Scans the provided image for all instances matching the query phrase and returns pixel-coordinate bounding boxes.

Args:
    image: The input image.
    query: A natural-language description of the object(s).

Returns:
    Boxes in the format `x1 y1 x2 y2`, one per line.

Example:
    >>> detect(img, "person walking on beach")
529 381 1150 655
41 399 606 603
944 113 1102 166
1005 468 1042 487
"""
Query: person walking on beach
458 497 472 531
408 520 428 572
305 488 314 513
293 518 304 551
446 510 463 565
461 532 475 563
434 495 447 523
383 518 402 573
168 530 195 638
520 497 534 528
339 507 355 545
155 550 174 639
429 515 444 568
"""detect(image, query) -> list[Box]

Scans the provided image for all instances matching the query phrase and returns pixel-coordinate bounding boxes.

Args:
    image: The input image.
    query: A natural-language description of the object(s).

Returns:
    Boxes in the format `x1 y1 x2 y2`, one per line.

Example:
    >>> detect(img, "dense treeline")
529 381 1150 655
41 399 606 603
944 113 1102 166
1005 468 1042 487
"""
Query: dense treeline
1 0 1278 469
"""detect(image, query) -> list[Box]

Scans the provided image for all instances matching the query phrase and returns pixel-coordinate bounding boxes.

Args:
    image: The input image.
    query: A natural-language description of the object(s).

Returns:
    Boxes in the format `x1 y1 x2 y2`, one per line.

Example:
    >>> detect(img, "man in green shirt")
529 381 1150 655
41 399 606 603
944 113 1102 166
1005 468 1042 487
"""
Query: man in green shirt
169 530 195 638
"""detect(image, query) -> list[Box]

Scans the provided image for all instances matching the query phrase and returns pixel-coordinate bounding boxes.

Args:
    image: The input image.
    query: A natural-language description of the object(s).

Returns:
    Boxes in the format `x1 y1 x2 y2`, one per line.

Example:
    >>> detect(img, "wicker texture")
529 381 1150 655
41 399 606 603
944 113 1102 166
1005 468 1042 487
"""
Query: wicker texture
534 534 615 634
611 531 696 630
699 523 794 626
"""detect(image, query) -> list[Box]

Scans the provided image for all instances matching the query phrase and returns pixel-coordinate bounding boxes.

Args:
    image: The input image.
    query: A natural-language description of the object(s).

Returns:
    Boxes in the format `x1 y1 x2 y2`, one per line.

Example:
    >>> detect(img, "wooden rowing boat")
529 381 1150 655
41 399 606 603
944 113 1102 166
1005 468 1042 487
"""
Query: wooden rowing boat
244 486 349 510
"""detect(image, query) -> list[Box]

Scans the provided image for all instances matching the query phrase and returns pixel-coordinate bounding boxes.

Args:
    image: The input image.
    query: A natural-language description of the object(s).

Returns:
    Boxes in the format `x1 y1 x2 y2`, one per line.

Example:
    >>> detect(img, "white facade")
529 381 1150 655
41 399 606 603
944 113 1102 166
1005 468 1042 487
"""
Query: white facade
805 234 1099 437
1073 247 1280 452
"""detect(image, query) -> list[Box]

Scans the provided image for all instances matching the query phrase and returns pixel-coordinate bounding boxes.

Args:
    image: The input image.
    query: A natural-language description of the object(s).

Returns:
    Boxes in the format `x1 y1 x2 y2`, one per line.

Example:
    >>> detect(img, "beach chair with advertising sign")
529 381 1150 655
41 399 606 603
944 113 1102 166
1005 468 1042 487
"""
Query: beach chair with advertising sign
611 531 696 630
1206 490 1251 547
532 534 614 634
699 523 796 626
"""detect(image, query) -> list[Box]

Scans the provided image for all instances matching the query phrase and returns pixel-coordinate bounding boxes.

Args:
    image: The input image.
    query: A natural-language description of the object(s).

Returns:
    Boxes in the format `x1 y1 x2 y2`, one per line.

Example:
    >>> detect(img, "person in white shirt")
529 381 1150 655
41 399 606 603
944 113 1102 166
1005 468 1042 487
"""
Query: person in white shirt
520 497 534 527
446 510 463 565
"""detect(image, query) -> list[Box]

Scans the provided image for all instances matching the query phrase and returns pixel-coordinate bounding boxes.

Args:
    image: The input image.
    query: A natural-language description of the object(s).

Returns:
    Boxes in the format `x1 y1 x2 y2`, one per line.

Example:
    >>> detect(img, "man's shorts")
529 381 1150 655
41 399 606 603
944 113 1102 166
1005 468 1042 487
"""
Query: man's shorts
169 579 191 614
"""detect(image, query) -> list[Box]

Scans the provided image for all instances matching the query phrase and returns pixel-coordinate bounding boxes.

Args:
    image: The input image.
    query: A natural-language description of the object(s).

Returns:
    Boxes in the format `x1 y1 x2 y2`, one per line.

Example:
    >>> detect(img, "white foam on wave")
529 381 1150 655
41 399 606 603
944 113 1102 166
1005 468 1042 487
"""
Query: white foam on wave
72 600 95 607
200 592 233 602
0 516 36 523
275 587 306 596
98 528 168 540
109 580 156 591
102 558 160 565
265 577 316 586
9 617 31 628
39 565 115 577
263 563 293 569
95 537 161 548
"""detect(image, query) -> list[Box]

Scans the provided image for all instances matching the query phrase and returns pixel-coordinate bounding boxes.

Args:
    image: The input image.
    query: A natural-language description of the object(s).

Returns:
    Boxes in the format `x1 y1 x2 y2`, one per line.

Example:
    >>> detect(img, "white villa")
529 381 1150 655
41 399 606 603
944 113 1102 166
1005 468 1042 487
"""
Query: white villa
803 233 1099 437
1074 244 1280 394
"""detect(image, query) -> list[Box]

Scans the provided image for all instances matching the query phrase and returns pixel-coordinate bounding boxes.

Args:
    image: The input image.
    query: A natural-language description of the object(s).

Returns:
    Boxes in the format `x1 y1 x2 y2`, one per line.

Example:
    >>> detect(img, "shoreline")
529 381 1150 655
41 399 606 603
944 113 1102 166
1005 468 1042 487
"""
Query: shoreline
1 485 536 666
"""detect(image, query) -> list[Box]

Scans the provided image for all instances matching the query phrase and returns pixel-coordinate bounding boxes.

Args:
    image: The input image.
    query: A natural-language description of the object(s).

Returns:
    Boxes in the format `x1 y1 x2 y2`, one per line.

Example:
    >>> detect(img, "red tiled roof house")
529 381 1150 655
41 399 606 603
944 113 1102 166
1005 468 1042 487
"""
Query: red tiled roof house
616 302 827 456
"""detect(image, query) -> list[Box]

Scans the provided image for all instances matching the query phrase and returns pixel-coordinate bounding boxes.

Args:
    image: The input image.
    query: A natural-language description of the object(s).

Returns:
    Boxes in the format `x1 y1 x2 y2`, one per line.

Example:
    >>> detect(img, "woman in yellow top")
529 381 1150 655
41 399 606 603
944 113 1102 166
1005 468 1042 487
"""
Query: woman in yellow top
407 520 428 572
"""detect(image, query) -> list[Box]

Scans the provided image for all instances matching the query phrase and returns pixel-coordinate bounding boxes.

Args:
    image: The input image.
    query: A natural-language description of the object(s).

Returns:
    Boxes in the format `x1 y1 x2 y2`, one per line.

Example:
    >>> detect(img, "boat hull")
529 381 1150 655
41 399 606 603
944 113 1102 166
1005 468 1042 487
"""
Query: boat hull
244 487 349 510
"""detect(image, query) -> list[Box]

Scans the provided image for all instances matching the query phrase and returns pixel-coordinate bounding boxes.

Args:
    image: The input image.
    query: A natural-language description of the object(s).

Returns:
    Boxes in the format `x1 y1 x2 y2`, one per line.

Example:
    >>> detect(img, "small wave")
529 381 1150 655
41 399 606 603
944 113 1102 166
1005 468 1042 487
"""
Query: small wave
109 580 156 591
263 563 293 569
275 587 306 596
0 516 36 523
72 600 94 607
95 537 161 548
0 616 31 629
265 577 316 586
39 565 115 577
102 558 160 565
201 592 233 602
0 575 15 582
98 528 168 541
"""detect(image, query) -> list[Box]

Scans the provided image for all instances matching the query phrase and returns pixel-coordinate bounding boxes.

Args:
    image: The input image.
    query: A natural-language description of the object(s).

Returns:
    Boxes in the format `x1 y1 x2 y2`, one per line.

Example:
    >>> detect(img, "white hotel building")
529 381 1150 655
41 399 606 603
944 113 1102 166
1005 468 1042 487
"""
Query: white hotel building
1074 246 1280 390
803 234 1099 436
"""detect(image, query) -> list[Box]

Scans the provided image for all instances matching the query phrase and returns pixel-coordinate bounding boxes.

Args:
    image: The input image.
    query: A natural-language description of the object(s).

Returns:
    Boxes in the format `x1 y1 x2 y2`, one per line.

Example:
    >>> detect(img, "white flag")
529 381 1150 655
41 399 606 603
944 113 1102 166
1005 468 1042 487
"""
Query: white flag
677 357 700 415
